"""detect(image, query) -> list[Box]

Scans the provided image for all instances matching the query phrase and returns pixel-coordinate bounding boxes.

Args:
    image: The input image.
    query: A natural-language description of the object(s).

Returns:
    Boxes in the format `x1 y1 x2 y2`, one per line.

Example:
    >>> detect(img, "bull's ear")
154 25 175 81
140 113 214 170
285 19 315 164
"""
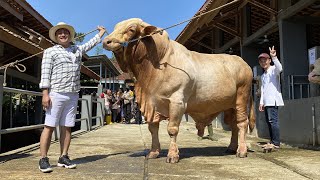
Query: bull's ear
126 24 138 40
141 26 157 36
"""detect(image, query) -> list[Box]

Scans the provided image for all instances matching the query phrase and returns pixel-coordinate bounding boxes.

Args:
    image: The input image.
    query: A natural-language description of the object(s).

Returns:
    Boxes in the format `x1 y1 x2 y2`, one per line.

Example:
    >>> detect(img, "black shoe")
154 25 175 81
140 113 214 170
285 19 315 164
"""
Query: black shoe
57 155 77 169
39 157 53 173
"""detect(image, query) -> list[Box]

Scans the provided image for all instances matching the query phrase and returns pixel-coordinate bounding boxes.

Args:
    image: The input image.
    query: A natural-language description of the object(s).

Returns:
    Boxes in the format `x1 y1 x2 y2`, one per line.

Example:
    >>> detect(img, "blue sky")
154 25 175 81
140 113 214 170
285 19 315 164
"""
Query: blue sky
27 0 206 57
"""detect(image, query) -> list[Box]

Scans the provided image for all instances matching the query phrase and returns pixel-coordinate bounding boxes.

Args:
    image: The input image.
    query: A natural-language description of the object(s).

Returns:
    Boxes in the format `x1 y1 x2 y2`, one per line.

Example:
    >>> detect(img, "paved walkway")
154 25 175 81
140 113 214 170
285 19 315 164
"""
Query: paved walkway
1 121 320 180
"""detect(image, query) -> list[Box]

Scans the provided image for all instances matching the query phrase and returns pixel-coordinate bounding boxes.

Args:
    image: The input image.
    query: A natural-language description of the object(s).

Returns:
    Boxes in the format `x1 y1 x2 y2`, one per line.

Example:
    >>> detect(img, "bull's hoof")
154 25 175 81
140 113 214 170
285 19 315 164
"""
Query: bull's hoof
166 155 180 163
225 148 237 154
197 136 203 141
236 151 248 158
147 151 160 159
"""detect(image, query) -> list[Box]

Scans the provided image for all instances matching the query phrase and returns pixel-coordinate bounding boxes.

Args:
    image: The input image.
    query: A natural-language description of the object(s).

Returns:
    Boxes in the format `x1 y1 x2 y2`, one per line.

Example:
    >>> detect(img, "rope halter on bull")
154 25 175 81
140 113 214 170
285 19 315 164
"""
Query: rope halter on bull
119 0 241 47
0 27 105 86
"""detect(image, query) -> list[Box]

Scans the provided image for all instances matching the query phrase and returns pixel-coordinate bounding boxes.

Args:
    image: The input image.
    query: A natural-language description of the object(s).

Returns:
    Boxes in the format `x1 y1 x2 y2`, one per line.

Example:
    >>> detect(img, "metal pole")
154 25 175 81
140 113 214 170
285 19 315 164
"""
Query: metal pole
109 71 112 90
112 74 115 92
0 76 3 152
288 75 291 99
99 62 102 85
104 65 107 89
10 92 12 128
291 75 294 99
26 82 29 126
312 104 316 146
300 84 302 99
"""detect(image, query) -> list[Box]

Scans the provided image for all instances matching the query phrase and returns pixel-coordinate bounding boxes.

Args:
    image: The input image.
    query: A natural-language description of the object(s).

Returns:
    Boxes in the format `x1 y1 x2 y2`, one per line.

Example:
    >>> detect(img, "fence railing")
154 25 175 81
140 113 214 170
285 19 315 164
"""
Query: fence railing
0 75 106 153
288 75 310 100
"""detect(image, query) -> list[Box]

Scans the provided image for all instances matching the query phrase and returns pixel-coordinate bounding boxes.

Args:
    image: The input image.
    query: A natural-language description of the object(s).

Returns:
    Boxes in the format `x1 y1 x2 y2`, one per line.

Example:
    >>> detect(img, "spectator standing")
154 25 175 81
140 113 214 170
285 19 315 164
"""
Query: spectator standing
122 88 133 123
258 46 284 149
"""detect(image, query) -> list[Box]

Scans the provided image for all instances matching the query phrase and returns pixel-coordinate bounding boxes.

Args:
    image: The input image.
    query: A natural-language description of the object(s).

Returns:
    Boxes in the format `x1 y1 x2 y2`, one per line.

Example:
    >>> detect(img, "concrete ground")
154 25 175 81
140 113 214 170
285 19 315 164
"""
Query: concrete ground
1 121 320 180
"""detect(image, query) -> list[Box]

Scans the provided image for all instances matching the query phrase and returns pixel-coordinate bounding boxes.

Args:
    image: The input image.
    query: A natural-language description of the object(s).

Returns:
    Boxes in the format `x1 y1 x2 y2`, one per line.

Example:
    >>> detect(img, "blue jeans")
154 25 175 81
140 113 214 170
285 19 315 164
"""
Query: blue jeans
264 106 280 146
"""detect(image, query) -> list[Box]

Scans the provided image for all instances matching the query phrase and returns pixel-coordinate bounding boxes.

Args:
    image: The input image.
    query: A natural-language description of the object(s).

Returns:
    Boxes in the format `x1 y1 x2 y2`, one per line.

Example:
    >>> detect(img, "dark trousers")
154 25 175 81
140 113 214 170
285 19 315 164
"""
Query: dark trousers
264 106 280 146
111 109 118 123
135 109 142 124
123 103 132 123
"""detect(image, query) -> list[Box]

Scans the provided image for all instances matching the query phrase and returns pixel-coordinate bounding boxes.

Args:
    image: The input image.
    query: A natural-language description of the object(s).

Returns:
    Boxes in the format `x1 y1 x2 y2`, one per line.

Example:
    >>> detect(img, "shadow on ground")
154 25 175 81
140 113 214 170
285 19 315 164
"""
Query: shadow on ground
0 153 32 163
73 151 131 164
128 146 254 160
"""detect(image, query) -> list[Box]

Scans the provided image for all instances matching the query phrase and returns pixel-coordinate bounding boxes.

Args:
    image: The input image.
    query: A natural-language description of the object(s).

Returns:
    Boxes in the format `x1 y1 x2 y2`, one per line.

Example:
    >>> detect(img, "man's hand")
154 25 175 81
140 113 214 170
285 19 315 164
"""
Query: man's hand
269 46 276 57
259 104 265 112
42 89 51 110
97 26 106 38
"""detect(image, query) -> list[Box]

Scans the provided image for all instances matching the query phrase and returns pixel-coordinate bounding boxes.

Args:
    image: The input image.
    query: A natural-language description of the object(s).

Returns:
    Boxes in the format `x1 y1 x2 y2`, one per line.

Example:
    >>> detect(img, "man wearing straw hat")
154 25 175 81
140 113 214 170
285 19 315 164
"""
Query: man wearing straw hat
38 22 106 173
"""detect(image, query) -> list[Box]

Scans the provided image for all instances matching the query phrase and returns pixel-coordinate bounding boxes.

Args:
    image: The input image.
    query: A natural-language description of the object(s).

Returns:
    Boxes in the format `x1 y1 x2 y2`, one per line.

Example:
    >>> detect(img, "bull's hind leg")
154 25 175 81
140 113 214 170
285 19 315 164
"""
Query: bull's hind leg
166 102 184 163
224 109 238 154
147 122 161 159
235 87 250 158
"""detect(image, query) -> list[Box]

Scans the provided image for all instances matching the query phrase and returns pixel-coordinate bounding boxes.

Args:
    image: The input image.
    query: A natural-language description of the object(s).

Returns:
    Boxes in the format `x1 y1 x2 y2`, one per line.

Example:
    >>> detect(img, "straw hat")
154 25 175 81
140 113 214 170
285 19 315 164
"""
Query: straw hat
49 22 75 43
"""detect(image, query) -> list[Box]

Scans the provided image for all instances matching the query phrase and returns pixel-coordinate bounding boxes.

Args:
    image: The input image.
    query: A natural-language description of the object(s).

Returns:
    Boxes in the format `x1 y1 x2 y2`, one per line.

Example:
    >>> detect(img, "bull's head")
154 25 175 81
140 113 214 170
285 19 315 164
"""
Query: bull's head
102 18 158 72
308 58 320 84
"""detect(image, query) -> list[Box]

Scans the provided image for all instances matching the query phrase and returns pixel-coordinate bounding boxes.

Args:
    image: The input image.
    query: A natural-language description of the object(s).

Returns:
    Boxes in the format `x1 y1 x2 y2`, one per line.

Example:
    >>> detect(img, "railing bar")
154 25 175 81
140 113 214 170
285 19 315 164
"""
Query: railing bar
0 124 44 135
75 118 88 123
4 87 42 96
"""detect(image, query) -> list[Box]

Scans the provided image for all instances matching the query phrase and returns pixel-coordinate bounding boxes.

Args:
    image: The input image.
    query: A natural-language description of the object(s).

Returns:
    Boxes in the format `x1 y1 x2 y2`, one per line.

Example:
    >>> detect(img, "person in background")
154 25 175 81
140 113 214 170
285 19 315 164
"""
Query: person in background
122 88 133 123
39 22 105 173
111 91 120 123
104 89 112 117
116 89 123 123
258 46 284 150
100 88 106 98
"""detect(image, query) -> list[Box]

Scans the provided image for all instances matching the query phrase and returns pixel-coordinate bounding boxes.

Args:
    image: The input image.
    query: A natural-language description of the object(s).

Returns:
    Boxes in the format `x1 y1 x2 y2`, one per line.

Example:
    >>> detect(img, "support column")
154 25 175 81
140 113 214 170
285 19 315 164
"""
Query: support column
99 62 102 85
279 19 308 100
240 46 260 68
0 76 3 152
97 84 103 96
104 66 107 88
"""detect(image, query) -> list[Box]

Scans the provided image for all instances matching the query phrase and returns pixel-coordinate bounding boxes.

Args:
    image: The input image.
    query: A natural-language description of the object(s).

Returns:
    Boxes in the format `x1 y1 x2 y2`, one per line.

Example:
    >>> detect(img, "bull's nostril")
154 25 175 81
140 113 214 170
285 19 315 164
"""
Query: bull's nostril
107 40 112 44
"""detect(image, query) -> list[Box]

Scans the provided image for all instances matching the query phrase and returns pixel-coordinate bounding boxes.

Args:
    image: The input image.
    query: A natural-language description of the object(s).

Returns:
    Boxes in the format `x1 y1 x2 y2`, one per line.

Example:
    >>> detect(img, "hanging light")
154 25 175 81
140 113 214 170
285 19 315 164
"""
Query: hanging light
228 47 233 54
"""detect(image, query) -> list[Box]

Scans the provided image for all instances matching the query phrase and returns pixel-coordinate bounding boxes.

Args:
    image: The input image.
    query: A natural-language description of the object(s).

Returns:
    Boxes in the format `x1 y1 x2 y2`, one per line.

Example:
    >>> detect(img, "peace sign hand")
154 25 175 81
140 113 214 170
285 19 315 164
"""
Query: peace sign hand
269 46 276 57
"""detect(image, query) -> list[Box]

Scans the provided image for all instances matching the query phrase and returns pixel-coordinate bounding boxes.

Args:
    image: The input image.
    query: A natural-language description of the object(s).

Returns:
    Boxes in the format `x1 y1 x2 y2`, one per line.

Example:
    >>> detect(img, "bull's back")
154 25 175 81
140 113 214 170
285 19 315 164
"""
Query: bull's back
185 52 252 114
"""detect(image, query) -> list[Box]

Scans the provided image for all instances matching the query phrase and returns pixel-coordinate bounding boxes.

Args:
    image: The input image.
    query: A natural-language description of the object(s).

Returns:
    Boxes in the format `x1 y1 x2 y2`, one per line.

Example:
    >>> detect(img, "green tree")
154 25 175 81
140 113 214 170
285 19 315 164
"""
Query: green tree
95 45 103 55
74 32 85 44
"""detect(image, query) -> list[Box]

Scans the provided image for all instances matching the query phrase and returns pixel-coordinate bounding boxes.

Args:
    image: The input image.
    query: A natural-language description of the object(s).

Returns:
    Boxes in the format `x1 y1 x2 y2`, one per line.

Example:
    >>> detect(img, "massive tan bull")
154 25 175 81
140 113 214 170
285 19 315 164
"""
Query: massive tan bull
103 18 255 163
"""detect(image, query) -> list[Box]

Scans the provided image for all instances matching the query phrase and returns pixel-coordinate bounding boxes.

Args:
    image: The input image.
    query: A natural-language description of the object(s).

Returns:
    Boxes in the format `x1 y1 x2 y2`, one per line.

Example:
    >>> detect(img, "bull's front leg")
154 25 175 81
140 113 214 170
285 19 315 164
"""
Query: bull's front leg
147 122 161 159
166 102 184 163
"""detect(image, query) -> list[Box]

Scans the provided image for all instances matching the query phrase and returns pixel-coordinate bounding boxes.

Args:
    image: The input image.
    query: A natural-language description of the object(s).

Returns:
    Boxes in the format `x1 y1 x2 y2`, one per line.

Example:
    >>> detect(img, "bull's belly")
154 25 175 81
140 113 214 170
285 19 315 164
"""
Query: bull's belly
185 98 235 119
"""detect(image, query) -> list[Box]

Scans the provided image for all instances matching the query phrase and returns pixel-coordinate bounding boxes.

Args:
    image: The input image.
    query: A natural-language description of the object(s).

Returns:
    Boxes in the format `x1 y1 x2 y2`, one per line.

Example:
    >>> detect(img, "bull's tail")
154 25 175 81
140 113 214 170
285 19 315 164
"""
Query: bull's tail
248 94 256 132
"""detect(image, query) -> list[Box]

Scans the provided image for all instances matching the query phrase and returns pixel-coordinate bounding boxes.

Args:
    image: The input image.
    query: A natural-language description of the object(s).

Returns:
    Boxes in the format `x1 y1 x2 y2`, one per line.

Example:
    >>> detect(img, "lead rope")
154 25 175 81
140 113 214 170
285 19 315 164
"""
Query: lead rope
121 0 241 47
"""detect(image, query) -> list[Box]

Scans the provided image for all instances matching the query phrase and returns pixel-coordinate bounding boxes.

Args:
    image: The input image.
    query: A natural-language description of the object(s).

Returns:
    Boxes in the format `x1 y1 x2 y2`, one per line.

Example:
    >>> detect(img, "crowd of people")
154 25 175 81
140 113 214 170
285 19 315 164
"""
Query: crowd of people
100 88 143 124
